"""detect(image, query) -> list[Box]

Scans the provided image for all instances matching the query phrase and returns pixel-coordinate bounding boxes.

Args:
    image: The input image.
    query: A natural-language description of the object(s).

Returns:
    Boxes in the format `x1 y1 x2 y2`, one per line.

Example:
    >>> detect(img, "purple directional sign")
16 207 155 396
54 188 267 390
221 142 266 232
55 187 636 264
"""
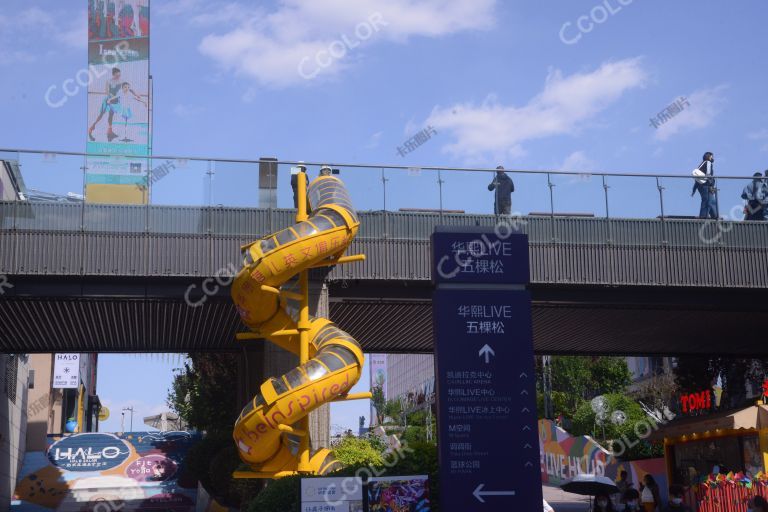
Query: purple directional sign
432 228 542 510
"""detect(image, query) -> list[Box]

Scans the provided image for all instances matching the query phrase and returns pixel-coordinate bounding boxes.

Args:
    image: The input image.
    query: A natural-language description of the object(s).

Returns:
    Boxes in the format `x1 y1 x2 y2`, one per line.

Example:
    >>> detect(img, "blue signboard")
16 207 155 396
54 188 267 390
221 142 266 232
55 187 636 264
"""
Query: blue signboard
432 229 542 510
431 226 529 285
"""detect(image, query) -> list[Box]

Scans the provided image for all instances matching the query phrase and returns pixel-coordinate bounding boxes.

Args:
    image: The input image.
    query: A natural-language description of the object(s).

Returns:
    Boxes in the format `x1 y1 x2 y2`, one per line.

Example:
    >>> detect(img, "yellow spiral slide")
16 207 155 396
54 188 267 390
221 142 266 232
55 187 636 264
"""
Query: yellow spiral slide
230 172 369 479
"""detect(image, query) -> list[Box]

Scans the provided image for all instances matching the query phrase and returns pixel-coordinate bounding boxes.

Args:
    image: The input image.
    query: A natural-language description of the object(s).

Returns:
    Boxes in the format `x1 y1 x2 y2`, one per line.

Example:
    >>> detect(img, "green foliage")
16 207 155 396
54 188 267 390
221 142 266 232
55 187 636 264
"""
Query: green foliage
371 385 386 426
538 356 632 420
184 431 231 492
571 393 663 460
167 353 241 432
331 435 385 467
383 398 404 425
246 475 302 512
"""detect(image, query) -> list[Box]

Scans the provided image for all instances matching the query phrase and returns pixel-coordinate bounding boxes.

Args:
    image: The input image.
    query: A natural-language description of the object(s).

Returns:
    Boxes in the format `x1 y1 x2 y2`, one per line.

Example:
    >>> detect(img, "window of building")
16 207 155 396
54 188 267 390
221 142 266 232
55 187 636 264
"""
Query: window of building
28 369 35 389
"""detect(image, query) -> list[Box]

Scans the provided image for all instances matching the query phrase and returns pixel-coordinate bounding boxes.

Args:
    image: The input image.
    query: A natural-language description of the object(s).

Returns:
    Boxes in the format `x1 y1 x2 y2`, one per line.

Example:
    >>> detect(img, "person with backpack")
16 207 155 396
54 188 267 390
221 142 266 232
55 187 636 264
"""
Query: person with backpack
691 152 717 219
742 172 767 220
488 165 514 215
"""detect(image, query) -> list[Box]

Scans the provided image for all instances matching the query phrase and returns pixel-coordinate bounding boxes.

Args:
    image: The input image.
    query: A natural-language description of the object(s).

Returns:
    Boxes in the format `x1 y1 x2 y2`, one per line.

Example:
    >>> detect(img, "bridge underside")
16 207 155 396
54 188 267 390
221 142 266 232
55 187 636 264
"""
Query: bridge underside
2 277 765 356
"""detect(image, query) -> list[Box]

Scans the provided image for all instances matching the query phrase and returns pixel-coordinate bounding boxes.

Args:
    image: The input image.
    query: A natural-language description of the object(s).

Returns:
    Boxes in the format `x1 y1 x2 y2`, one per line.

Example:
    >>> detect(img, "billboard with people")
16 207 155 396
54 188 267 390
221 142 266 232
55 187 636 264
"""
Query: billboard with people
86 0 151 204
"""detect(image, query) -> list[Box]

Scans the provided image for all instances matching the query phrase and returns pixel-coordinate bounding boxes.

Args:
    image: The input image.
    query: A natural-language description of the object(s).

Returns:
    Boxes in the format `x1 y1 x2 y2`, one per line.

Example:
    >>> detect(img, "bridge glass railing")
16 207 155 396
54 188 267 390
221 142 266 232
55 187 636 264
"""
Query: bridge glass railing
0 149 765 243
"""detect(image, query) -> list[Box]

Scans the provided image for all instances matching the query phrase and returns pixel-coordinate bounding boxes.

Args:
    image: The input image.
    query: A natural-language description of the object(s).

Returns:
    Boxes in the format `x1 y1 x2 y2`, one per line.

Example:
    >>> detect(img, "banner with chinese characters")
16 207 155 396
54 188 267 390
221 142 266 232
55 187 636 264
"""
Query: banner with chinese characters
86 0 151 204
12 431 199 511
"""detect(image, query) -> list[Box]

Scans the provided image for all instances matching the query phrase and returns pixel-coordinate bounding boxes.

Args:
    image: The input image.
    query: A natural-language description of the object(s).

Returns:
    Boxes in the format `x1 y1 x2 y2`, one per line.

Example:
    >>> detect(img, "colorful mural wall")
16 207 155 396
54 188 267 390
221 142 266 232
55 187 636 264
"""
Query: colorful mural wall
539 419 668 499
12 431 200 511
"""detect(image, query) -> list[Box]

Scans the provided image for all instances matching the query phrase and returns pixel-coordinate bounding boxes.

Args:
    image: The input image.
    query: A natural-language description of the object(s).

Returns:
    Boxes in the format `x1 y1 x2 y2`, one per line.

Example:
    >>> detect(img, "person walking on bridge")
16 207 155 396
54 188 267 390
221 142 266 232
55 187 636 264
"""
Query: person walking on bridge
691 152 717 219
488 165 514 215
741 172 767 220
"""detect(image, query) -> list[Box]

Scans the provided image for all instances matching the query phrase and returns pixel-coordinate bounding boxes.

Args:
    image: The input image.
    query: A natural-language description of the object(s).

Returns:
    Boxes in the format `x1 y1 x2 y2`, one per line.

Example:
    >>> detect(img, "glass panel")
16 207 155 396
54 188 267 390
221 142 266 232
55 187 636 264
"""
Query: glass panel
149 157 212 206
549 172 606 218
303 360 328 381
317 352 345 372
310 215 334 232
604 176 662 219
328 346 356 366
260 237 277 254
284 368 308 389
271 377 288 396
275 227 298 246
294 221 318 237
323 209 347 227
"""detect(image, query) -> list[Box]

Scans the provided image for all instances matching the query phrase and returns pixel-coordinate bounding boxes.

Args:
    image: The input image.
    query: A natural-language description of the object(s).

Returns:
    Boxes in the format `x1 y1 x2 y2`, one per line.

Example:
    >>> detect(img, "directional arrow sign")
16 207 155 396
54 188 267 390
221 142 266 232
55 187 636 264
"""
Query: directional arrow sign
473 484 517 503
519 372 528 379
478 344 495 364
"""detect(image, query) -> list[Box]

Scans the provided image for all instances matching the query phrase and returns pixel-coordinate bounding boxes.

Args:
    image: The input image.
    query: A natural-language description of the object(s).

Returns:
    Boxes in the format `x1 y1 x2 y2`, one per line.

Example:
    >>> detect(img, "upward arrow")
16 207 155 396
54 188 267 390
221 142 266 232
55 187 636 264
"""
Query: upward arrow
478 344 496 364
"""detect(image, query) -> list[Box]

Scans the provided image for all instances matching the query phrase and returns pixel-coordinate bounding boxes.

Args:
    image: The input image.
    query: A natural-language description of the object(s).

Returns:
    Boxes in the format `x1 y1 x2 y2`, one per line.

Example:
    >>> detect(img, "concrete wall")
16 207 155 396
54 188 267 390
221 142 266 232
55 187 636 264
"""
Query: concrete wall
0 354 29 509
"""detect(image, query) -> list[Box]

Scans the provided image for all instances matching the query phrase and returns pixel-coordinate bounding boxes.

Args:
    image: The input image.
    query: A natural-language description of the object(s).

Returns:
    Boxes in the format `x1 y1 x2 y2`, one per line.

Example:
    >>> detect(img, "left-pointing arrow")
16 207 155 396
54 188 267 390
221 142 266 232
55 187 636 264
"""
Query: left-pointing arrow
473 483 517 503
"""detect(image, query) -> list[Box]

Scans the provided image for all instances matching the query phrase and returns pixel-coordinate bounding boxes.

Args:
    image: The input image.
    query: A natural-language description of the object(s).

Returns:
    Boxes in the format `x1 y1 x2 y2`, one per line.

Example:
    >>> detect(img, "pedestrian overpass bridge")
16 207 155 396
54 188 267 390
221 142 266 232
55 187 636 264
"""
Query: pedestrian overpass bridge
0 202 766 356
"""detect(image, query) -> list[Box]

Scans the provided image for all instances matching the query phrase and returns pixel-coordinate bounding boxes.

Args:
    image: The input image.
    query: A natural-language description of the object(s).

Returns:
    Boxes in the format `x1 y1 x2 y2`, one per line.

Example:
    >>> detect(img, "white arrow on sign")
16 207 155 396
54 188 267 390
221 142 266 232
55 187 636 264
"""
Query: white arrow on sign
478 344 496 364
473 484 516 503
519 372 527 379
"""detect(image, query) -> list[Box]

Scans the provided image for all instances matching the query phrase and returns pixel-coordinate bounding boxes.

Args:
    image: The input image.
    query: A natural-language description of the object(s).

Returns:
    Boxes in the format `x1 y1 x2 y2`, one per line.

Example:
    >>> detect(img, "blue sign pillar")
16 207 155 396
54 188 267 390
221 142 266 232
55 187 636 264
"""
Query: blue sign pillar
432 226 542 510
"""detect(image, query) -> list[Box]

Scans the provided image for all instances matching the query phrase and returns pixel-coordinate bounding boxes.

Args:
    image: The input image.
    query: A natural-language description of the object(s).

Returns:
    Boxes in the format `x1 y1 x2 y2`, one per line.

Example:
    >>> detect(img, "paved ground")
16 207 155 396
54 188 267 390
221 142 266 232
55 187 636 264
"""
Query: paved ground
543 485 592 511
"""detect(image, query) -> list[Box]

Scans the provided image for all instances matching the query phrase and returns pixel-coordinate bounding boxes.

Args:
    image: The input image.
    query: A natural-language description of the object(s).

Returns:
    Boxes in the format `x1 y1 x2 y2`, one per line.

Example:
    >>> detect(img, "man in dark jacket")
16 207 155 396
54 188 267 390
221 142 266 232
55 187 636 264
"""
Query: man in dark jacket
488 165 514 215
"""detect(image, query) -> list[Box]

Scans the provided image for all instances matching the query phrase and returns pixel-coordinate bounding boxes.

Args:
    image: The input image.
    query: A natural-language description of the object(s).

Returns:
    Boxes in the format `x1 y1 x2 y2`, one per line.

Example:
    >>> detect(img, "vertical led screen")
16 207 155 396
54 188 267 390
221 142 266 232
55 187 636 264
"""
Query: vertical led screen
86 0 151 204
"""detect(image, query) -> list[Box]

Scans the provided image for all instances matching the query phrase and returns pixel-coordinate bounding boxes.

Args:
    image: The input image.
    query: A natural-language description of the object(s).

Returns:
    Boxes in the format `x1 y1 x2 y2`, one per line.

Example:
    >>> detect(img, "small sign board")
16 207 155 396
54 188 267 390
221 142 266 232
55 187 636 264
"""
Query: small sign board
301 477 363 512
52 353 80 389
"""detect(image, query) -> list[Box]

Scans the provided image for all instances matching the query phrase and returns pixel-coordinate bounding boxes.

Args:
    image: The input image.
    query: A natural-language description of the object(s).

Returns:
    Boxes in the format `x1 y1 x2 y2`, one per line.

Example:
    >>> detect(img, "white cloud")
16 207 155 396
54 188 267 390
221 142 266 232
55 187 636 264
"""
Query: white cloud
560 151 595 172
196 0 496 88
173 104 205 119
365 131 384 149
424 58 648 162
653 86 728 141
0 7 85 65
748 129 768 152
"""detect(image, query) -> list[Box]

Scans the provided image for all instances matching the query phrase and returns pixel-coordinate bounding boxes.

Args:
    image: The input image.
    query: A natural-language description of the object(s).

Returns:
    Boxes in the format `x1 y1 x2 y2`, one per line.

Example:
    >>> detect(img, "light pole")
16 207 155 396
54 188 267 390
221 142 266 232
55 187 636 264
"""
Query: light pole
122 406 135 432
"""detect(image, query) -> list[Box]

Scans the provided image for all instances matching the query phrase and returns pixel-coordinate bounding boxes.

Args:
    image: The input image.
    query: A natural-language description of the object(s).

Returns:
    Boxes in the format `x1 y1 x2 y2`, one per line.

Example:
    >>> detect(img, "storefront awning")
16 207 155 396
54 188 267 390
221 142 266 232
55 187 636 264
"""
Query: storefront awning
650 404 768 441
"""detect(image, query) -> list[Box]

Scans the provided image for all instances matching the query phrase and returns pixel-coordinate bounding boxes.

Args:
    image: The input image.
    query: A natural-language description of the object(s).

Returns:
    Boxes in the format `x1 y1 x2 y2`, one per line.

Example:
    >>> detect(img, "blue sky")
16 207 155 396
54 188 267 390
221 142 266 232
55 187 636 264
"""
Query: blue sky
3 1 768 432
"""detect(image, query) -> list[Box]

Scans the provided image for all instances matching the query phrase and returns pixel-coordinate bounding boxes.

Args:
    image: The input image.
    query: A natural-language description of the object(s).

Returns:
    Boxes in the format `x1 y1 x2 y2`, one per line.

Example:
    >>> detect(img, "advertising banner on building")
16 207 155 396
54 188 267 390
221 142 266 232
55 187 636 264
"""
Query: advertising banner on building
52 353 80 389
86 0 151 204
12 431 199 511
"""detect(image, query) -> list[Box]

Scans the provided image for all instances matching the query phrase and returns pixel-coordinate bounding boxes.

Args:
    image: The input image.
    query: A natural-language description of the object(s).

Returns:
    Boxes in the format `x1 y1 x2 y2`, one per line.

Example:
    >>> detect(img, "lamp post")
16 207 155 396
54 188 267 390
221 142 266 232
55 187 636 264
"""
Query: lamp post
122 406 135 432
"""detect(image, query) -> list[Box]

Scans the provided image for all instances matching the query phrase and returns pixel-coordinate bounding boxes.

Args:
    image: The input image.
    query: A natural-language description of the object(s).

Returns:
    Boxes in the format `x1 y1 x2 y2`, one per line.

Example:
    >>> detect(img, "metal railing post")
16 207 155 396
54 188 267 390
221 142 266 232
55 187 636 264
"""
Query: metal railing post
381 167 389 238
547 173 556 242
656 177 668 245
437 169 444 221
602 175 612 243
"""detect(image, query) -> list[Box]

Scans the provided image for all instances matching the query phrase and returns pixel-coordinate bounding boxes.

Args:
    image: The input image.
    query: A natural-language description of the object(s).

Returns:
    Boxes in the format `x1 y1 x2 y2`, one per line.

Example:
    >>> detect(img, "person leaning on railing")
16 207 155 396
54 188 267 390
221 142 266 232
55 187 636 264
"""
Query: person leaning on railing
487 165 514 215
741 172 767 221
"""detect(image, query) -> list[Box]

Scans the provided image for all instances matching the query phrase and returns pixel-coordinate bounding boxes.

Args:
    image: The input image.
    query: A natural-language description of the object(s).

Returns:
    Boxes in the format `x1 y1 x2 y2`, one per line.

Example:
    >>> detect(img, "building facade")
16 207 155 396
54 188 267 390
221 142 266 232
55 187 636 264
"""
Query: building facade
26 354 100 452
0 354 29 507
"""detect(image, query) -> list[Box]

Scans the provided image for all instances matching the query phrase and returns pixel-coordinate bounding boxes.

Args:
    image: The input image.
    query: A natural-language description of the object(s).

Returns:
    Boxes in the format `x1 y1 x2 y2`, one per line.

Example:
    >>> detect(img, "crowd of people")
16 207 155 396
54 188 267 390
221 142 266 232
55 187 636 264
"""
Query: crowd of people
489 153 768 221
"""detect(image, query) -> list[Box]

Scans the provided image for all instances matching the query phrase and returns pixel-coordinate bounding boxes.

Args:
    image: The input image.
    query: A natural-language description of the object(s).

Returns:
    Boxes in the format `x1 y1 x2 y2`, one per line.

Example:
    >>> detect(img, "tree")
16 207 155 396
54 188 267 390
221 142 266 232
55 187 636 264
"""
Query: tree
537 356 632 420
371 385 386 426
382 398 403 425
167 353 241 432
330 435 385 467
571 393 663 460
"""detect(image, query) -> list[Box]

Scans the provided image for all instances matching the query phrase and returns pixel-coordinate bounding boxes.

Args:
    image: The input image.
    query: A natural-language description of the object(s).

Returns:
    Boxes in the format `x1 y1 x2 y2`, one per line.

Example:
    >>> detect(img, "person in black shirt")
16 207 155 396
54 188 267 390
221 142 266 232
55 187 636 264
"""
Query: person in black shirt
488 165 514 215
